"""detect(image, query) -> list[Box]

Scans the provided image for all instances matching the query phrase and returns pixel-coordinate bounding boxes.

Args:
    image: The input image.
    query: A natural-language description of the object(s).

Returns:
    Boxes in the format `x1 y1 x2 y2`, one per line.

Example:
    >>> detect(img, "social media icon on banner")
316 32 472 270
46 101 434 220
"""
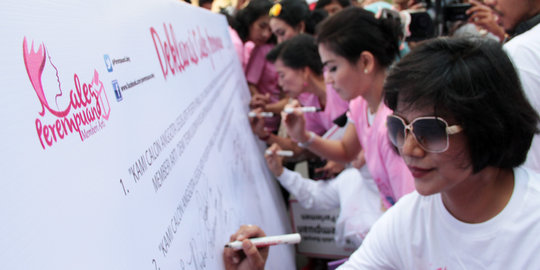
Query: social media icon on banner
112 80 122 101
104 54 113 72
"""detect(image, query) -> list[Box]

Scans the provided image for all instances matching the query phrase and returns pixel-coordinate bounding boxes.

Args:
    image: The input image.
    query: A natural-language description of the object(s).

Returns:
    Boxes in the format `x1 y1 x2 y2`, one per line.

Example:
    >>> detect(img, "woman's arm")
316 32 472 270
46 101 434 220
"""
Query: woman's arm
304 124 361 163
248 83 261 96
250 108 305 156
223 225 268 270
265 144 341 210
282 101 362 163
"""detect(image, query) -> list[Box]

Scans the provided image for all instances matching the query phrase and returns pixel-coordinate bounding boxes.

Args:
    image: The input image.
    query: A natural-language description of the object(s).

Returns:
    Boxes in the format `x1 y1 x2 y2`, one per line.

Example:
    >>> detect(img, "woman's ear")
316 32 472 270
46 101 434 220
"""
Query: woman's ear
358 51 375 74
301 66 311 81
295 21 306 34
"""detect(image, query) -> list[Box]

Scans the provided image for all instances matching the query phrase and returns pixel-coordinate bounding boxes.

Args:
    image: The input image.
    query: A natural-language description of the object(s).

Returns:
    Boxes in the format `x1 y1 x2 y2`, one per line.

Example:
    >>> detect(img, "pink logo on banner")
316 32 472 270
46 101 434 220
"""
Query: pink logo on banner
23 37 111 149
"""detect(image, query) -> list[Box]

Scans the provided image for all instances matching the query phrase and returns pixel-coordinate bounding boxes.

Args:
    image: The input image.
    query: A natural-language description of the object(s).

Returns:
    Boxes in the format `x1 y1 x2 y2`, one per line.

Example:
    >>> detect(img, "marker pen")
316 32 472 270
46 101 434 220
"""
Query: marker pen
224 233 301 250
248 112 274 118
265 150 294 157
283 107 322 114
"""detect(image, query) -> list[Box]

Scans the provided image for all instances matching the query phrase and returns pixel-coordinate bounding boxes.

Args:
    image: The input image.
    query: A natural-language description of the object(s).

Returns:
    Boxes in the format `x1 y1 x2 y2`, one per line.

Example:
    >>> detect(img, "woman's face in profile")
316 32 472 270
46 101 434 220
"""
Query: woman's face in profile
318 43 367 101
393 101 473 196
269 18 299 44
274 59 305 98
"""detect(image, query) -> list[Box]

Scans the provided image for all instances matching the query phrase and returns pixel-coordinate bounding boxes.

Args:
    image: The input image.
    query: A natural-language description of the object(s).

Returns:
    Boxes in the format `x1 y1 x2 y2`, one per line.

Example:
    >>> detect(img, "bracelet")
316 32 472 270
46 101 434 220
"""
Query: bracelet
297 131 316 148
258 133 271 141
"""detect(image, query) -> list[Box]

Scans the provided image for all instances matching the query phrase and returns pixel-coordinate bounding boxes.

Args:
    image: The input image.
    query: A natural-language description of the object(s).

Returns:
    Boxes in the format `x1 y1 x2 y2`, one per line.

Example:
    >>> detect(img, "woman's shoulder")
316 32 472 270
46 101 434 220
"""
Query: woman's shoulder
505 167 540 225
517 166 540 195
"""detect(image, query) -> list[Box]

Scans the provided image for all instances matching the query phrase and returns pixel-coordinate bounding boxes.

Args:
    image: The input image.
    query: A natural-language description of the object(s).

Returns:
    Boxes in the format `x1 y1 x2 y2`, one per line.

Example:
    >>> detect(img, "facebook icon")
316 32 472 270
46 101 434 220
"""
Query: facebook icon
112 80 122 101
104 54 113 72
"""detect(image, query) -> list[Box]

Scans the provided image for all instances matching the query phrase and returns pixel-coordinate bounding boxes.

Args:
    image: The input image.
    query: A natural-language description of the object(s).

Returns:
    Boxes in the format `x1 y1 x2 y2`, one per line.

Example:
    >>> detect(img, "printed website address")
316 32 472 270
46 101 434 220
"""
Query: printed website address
121 73 155 91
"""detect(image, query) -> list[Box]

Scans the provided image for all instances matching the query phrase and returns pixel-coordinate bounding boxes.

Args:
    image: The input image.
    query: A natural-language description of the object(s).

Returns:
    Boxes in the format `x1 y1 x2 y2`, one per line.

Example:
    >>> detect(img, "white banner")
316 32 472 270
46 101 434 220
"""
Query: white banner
0 0 294 269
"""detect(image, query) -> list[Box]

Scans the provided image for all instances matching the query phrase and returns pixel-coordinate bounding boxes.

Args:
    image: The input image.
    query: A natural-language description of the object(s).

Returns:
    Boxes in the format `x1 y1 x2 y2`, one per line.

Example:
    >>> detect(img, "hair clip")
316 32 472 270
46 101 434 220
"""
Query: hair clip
269 3 282 17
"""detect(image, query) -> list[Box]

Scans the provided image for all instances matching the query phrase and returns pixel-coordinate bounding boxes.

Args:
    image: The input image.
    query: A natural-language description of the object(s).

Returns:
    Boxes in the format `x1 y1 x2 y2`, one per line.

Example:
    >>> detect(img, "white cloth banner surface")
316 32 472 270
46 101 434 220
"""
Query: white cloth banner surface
0 0 294 269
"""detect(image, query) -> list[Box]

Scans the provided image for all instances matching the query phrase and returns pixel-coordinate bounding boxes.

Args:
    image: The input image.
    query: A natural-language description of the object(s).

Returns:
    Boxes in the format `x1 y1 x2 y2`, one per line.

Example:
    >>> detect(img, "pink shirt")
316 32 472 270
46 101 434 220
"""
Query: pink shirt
245 43 281 131
348 96 414 209
300 85 349 136
243 41 255 69
228 27 245 70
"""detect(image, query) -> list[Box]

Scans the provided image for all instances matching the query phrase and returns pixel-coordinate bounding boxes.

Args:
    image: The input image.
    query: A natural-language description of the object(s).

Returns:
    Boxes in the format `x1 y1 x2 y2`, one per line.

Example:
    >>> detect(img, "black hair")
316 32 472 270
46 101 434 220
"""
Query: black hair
271 0 326 35
199 0 213 6
307 9 329 33
228 0 273 42
314 0 351 10
384 37 540 172
316 7 401 67
266 34 323 75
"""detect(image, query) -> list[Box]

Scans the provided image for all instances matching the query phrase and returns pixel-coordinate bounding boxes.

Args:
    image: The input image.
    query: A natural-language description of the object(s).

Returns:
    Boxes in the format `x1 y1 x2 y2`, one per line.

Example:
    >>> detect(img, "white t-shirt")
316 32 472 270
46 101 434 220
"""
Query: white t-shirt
277 167 383 248
341 167 540 270
505 24 540 173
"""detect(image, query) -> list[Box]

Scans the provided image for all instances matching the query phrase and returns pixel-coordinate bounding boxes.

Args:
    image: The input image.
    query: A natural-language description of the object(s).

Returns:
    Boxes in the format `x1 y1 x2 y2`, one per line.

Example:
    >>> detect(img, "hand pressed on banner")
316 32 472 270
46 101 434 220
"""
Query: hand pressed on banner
281 99 309 143
264 144 285 177
223 225 268 270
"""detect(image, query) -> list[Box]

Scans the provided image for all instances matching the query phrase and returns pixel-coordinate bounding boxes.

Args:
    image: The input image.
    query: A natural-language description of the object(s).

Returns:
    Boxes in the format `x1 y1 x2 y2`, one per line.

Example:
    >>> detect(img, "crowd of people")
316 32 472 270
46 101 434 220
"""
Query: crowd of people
207 0 540 268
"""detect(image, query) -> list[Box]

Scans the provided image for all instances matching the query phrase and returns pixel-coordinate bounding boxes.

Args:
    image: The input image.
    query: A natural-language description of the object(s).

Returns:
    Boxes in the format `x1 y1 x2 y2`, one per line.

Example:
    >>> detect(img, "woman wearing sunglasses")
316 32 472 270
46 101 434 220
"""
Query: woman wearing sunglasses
283 7 415 210
342 37 540 269
223 37 540 270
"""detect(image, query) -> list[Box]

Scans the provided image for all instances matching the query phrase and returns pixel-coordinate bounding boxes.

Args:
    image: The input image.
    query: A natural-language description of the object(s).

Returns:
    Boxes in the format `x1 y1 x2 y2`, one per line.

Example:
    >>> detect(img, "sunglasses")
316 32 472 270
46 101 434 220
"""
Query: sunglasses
387 115 463 153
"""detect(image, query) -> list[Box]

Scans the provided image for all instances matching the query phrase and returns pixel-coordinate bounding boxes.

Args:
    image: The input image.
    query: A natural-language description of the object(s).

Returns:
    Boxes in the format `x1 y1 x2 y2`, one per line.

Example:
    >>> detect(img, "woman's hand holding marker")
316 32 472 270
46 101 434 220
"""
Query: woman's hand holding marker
225 233 301 250
248 111 274 118
283 106 322 114
264 149 293 157
249 108 271 141
281 100 310 144
223 225 268 270
264 144 285 177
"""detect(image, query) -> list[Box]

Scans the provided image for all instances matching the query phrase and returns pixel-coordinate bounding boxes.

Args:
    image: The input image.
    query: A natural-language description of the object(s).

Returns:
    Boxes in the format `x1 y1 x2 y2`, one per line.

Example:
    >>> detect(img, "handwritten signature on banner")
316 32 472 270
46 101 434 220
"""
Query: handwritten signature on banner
150 24 224 80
